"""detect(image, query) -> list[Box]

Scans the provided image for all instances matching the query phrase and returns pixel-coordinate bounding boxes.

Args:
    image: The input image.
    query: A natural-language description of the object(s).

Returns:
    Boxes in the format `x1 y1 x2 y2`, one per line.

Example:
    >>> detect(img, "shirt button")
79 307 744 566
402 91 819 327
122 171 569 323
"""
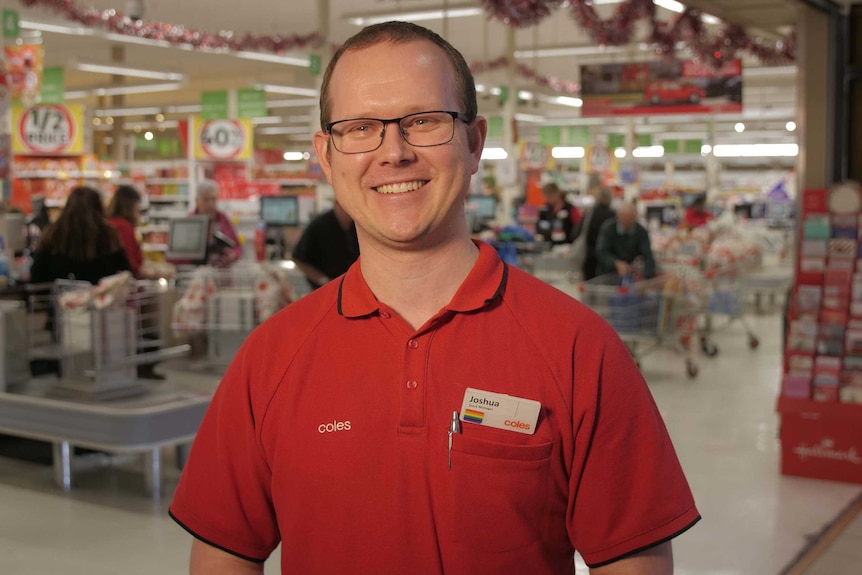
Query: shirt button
406 380 419 390
408 339 419 349
380 311 391 319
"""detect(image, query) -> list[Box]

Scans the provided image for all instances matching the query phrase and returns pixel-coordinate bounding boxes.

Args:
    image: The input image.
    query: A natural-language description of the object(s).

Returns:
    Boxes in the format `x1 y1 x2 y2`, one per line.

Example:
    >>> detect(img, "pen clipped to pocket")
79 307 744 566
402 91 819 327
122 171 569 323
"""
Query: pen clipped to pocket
447 410 461 470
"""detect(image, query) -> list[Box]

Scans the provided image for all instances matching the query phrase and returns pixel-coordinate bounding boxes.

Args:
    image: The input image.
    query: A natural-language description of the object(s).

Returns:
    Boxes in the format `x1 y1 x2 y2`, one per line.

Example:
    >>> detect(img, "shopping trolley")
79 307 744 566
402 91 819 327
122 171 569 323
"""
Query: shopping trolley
579 272 700 377
26 273 190 399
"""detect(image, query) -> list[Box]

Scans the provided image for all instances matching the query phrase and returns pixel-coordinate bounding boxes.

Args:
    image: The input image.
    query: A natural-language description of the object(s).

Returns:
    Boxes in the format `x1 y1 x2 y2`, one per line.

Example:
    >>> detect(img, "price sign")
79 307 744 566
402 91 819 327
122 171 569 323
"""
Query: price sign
586 146 612 172
193 117 253 161
519 142 553 169
11 103 83 155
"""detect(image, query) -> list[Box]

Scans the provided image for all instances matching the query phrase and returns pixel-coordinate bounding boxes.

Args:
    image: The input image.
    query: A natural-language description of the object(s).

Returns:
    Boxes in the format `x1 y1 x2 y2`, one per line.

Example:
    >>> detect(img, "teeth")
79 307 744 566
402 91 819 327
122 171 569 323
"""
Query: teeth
375 181 425 194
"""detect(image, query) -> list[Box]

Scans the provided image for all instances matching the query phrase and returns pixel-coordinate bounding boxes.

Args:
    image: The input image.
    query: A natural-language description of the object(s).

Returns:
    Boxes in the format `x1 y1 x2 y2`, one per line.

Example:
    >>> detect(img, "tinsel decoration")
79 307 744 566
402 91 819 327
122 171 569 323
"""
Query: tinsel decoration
470 58 580 95
18 0 325 54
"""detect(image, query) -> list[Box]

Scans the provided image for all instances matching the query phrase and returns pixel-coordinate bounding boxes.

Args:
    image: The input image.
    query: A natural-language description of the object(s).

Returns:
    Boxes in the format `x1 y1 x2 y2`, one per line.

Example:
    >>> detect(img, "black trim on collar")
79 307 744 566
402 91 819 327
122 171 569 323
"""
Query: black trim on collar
485 261 508 304
336 275 346 316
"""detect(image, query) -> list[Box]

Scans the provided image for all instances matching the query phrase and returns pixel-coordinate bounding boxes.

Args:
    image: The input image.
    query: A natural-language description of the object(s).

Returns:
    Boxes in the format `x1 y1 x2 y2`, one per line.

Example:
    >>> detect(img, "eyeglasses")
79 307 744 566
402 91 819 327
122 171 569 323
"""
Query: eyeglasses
325 110 472 154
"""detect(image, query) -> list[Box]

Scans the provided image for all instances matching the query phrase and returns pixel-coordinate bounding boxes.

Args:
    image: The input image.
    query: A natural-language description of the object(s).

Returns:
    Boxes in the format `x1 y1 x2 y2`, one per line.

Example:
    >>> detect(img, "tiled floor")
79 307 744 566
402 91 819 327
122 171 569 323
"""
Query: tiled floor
0 311 859 574
802 500 862 575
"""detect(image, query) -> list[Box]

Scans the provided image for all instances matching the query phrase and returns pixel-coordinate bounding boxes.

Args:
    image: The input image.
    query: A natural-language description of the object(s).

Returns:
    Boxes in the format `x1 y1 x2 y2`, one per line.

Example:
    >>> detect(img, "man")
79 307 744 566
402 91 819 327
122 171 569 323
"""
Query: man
683 195 713 230
583 184 617 280
169 22 698 575
536 181 580 245
596 202 657 279
291 201 359 290
192 179 241 267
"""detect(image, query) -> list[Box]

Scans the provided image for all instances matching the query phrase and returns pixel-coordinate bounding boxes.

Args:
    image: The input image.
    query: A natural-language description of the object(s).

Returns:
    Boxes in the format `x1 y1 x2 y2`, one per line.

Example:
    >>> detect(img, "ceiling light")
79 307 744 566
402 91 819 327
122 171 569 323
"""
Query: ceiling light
75 61 184 81
166 104 203 114
632 146 665 158
256 84 319 97
20 20 93 36
283 152 309 161
514 113 545 123
553 96 583 108
155 113 165 122
481 148 508 160
235 51 309 67
786 121 797 132
252 116 284 125
701 14 721 25
552 147 585 159
105 117 114 125
701 144 713 155
144 131 154 141
518 90 534 101
346 5 483 26
713 144 798 157
515 45 626 59
734 122 746 133
95 107 162 117
92 117 102 126
63 90 89 100
93 82 184 97
614 148 627 158
258 126 313 135
267 98 318 109
653 0 685 13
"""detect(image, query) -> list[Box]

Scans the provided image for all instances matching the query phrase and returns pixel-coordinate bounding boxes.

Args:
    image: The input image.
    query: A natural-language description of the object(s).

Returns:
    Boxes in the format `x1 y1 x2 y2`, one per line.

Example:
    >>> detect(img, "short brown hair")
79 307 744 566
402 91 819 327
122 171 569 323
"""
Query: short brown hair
319 21 477 130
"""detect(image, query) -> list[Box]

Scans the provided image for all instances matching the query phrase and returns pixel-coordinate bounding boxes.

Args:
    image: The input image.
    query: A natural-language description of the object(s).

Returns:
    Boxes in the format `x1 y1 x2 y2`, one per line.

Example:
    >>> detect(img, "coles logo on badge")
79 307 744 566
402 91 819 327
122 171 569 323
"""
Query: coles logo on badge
199 119 245 160
18 105 75 154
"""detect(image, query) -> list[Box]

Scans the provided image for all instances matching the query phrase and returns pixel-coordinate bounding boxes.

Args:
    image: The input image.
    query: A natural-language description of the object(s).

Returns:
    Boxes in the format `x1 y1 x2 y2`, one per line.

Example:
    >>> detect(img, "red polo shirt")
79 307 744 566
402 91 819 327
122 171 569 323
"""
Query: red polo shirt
170 241 699 573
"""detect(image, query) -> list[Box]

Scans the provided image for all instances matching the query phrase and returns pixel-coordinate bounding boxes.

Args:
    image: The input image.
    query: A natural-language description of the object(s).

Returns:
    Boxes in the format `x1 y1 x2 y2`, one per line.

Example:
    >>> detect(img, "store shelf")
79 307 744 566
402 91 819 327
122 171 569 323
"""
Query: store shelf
148 195 189 203
15 170 115 180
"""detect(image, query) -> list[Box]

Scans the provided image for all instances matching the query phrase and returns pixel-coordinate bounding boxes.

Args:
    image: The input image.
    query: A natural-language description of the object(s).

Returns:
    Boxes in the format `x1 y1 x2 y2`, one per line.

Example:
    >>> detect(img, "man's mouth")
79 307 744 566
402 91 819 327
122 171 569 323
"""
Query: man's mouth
374 180 427 194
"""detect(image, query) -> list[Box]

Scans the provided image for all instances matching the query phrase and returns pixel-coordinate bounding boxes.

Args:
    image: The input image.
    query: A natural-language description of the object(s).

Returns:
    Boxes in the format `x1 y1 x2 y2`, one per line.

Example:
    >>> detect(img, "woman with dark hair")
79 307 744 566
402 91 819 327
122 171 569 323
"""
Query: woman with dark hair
30 186 130 284
107 185 144 277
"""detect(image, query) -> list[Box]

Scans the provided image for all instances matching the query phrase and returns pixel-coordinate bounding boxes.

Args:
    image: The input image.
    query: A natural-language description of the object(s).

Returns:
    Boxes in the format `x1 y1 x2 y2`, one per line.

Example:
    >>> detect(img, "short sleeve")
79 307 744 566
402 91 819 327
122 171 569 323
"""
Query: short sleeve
169 342 280 562
568 324 700 567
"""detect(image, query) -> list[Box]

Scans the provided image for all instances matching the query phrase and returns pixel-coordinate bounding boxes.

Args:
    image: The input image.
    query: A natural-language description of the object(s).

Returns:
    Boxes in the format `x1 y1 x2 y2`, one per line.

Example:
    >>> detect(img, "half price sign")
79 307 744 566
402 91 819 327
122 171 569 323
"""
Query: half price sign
193 118 253 161
11 103 84 155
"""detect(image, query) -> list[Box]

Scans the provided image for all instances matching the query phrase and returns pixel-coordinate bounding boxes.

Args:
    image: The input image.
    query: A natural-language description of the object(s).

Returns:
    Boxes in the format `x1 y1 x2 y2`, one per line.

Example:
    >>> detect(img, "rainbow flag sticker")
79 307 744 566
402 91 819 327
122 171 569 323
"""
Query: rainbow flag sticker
463 409 484 424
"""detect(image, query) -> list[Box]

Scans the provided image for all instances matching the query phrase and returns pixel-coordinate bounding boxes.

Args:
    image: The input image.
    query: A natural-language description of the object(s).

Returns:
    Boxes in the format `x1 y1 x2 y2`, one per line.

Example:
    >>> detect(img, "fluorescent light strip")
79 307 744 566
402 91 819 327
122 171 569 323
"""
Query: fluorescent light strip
76 62 184 81
20 20 93 35
166 104 203 114
256 84 319 97
125 121 179 131
251 116 284 125
95 107 161 117
93 82 184 97
481 148 508 160
514 113 545 123
654 0 685 13
235 51 309 67
63 90 89 100
552 147 585 159
267 98 319 109
283 152 309 161
347 6 482 26
258 126 313 135
632 145 665 158
712 144 798 157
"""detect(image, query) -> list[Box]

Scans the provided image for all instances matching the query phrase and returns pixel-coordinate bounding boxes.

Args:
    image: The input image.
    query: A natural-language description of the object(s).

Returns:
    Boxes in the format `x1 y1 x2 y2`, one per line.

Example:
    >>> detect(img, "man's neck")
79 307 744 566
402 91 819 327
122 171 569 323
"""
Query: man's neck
359 238 480 330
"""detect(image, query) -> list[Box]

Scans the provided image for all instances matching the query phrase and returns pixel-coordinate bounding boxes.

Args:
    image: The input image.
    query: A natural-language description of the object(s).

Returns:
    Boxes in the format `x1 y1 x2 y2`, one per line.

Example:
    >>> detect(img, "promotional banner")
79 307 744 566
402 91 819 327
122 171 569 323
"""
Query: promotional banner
4 44 44 106
580 59 743 117
192 117 253 161
11 103 85 155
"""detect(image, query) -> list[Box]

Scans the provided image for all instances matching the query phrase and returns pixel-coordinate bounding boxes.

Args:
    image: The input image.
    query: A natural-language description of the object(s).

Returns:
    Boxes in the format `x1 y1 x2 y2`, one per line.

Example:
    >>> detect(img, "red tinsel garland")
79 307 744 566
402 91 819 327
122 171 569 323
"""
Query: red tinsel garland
470 57 580 95
18 0 325 53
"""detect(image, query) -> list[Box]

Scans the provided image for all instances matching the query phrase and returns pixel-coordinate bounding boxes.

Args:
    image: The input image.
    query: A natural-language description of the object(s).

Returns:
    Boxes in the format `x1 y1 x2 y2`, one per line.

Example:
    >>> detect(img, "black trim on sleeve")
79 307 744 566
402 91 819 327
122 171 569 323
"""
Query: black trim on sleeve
168 509 268 564
585 514 702 569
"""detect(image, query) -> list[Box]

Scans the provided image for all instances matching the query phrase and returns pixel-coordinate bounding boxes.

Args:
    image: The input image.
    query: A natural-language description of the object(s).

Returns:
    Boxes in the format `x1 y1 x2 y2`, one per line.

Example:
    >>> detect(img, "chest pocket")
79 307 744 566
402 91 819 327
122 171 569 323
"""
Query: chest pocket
449 433 553 552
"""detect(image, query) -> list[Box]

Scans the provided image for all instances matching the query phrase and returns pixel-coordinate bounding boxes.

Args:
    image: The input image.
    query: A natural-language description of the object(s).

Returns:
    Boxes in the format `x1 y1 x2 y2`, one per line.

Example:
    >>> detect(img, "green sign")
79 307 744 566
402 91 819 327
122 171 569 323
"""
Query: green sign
2 9 19 38
683 139 703 154
158 138 181 157
135 135 158 152
201 90 229 120
237 88 267 119
497 86 508 106
608 134 625 149
487 115 504 139
566 126 590 146
637 134 653 147
309 53 321 76
663 139 680 154
40 67 65 104
539 126 562 147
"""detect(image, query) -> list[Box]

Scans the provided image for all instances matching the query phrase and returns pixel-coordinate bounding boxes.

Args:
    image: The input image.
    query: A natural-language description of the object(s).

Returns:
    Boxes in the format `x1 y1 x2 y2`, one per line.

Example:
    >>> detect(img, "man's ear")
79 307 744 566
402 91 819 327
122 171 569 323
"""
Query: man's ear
468 116 488 174
312 131 333 184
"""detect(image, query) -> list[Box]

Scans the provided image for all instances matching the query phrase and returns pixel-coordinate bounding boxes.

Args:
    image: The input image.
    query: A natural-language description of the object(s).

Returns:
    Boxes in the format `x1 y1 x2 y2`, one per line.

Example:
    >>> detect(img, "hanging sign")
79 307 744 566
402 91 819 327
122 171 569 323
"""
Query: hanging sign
11 103 84 155
193 117 253 161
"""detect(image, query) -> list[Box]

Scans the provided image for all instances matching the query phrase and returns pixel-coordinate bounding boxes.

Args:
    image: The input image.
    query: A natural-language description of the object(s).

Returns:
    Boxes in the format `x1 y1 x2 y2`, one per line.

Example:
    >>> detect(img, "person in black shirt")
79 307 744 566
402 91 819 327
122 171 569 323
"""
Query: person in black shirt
582 186 617 280
536 182 580 245
292 202 359 290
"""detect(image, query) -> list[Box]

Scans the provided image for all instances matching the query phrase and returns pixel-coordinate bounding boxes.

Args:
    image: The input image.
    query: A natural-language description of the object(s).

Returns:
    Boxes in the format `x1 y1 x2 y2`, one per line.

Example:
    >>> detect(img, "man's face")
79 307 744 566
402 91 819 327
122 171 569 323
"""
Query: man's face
313 39 487 252
617 208 636 230
196 192 218 218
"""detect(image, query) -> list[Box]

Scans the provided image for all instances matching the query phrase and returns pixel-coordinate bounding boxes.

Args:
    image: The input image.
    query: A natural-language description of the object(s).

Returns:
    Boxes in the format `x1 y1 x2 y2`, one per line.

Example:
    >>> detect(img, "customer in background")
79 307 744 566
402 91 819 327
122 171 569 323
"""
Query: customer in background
107 185 144 278
582 184 617 280
536 181 580 245
683 195 713 230
170 21 698 575
25 198 51 253
596 202 657 279
291 201 359 290
192 179 242 267
30 186 130 284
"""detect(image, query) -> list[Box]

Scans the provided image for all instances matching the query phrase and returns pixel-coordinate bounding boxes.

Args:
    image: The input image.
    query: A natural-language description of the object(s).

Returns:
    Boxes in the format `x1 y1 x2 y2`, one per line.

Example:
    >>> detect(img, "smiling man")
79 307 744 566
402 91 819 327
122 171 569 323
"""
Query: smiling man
169 21 699 575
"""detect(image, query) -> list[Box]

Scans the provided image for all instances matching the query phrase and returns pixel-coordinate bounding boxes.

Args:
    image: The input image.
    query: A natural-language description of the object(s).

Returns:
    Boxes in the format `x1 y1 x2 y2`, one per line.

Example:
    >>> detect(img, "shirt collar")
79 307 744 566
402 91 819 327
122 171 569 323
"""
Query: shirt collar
337 240 507 319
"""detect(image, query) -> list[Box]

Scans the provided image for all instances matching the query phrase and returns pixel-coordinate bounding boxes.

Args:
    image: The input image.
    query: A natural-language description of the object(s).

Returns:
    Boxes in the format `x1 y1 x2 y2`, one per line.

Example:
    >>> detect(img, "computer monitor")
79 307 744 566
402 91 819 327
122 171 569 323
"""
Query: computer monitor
467 195 497 220
260 195 299 226
166 215 210 262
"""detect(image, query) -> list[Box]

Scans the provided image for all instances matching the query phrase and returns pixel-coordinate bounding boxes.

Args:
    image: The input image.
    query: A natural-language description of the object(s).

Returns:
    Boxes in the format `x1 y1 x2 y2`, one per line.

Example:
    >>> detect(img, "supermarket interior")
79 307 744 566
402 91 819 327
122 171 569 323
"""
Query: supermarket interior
0 0 862 574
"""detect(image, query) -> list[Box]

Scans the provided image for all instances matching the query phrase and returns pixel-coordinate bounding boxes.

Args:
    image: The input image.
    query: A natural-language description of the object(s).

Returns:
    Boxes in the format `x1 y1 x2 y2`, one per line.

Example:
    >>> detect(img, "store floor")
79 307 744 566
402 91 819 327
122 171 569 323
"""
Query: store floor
0 312 860 574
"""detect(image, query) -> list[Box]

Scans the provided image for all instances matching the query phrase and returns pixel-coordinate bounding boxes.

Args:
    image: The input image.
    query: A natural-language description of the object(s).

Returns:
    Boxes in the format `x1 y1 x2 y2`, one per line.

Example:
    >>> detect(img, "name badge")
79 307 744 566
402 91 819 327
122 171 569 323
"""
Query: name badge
459 387 541 435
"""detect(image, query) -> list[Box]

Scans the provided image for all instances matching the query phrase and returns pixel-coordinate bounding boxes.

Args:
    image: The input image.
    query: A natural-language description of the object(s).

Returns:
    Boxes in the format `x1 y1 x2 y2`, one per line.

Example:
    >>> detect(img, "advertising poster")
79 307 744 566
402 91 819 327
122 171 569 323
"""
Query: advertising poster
192 117 253 161
11 103 85 155
4 44 44 106
580 59 743 117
